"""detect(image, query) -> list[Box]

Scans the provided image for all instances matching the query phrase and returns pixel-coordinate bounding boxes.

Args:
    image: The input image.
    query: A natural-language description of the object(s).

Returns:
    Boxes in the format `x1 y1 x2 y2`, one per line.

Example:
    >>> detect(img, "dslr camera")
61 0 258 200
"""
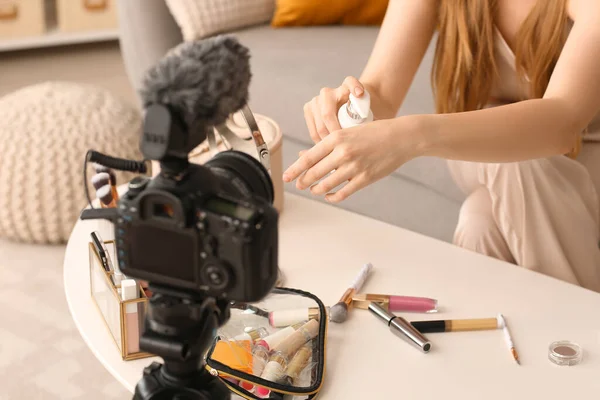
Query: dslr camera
113 104 278 302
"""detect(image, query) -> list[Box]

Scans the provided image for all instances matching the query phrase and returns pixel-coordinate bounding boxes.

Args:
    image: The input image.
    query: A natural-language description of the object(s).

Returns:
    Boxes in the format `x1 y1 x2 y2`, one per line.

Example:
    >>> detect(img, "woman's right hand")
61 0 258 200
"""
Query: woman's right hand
304 76 365 143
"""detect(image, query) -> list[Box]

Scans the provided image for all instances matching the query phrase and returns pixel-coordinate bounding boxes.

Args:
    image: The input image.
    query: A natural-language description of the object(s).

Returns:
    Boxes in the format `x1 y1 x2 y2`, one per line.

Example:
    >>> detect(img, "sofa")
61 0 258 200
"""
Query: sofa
116 0 465 242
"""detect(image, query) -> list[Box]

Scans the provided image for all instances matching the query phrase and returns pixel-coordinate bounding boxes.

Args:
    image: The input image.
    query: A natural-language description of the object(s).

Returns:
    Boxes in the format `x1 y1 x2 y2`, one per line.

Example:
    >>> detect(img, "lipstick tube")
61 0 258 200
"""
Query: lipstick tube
353 294 438 313
369 302 431 353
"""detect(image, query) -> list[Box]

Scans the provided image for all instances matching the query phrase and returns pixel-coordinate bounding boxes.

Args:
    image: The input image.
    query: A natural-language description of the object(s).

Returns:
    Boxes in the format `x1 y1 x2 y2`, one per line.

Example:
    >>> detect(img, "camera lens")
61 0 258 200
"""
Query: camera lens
205 151 274 204
201 262 231 291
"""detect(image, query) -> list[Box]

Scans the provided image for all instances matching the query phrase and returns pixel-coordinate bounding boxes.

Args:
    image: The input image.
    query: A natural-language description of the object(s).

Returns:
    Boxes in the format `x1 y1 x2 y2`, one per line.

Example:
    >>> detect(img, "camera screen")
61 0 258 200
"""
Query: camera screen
205 197 256 221
127 224 196 282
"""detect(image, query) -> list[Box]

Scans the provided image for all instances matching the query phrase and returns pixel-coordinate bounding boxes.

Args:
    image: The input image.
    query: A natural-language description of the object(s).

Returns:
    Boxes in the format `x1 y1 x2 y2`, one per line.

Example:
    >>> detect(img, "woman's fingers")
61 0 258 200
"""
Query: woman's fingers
283 140 334 182
342 76 365 97
296 150 341 190
319 88 342 134
311 97 329 141
304 101 319 143
310 166 354 195
325 175 369 203
304 77 363 143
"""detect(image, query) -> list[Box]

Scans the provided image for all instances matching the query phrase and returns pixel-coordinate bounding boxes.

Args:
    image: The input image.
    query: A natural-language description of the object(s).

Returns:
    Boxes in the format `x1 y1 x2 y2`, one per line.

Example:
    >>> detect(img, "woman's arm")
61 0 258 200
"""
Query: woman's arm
413 0 600 162
285 0 600 202
360 0 438 119
305 0 438 143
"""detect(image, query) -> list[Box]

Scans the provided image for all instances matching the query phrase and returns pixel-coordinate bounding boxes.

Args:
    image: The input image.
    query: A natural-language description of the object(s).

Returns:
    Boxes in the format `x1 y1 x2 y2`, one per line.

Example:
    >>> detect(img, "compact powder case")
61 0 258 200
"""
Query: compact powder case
548 341 583 366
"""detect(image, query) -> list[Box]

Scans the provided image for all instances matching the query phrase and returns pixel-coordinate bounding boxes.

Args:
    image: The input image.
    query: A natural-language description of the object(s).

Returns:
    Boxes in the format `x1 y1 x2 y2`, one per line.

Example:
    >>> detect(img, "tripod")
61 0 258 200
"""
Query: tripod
134 284 232 400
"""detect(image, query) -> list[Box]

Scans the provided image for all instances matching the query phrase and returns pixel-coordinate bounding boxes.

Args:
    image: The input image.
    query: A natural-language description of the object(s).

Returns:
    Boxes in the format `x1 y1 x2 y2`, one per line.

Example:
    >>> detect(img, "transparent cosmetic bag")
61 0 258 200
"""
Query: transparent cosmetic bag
205 288 328 400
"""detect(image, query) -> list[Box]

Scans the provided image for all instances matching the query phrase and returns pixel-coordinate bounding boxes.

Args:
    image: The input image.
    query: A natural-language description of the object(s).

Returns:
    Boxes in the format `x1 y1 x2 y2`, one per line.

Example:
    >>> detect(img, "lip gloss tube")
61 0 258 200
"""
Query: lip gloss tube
121 279 140 354
369 302 431 353
353 294 438 313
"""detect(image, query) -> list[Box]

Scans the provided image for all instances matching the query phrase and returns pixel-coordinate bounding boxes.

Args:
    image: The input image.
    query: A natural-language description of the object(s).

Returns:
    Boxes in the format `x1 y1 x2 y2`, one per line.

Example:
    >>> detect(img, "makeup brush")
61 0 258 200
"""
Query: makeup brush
93 164 119 207
93 163 117 180
329 262 373 323
91 172 116 207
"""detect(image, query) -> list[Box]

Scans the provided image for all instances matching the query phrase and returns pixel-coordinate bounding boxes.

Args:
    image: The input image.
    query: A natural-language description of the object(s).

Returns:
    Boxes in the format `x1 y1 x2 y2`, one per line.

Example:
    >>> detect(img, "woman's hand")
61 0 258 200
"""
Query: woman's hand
283 117 424 203
304 76 365 143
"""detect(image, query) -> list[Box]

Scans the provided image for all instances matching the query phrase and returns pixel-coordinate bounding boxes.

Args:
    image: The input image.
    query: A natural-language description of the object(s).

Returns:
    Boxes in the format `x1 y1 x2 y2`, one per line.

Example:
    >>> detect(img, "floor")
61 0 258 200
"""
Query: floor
0 41 133 400
0 41 135 102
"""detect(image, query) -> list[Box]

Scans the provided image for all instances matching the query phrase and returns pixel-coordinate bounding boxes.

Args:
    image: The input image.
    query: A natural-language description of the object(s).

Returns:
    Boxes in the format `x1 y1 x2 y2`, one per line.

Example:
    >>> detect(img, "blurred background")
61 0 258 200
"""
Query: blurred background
0 0 132 398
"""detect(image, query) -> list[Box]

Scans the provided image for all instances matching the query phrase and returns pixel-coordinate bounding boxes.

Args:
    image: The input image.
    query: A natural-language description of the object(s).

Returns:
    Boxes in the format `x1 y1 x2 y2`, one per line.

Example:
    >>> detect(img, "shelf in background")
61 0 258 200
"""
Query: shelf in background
0 28 119 52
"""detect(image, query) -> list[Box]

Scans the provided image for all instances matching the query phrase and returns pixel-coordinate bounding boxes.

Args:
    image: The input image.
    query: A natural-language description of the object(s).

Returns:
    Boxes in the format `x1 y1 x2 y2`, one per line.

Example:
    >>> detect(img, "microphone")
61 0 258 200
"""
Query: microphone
139 35 252 160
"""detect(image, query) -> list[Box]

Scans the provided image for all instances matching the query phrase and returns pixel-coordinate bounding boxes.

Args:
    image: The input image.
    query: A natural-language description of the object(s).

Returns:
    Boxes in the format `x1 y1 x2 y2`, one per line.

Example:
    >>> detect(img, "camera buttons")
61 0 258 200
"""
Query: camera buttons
128 176 150 192
201 263 230 291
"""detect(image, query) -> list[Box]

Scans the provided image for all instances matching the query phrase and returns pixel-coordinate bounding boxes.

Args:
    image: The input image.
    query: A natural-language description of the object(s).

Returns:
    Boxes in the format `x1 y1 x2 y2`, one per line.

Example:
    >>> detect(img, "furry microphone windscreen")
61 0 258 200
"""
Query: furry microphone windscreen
139 35 252 131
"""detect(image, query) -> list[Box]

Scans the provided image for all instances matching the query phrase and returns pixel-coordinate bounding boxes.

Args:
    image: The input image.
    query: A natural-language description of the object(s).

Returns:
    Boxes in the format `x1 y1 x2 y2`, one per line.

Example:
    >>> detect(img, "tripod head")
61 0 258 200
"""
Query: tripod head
134 285 231 400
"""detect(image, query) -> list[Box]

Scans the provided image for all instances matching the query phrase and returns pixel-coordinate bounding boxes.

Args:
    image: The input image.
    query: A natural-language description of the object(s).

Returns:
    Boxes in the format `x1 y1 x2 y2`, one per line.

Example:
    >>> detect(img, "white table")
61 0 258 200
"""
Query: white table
64 193 600 399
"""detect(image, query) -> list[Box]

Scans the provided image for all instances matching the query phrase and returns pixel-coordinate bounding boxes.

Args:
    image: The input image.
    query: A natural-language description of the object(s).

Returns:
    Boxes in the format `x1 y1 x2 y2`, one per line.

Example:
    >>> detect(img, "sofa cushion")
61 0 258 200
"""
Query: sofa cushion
165 0 275 41
234 25 465 204
272 0 388 27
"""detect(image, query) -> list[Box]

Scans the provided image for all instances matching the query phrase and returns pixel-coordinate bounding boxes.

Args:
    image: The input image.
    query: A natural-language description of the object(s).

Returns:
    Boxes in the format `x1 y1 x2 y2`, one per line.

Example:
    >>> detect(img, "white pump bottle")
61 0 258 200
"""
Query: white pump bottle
337 89 374 128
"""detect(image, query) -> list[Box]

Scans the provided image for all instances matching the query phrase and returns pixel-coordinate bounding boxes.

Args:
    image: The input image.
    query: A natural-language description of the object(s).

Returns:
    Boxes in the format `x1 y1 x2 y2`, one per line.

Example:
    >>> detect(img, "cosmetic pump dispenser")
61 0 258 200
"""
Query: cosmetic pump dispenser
337 89 374 129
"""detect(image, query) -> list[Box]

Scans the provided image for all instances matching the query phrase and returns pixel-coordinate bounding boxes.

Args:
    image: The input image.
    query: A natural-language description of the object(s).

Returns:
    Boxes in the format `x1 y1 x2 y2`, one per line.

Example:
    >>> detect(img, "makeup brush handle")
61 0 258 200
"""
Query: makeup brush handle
350 262 373 291
502 326 514 347
449 318 499 332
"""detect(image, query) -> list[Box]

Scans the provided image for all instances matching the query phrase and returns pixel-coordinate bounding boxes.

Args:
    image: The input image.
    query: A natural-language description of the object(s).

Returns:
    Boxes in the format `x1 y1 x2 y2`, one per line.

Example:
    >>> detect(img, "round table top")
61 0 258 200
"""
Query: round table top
65 194 600 399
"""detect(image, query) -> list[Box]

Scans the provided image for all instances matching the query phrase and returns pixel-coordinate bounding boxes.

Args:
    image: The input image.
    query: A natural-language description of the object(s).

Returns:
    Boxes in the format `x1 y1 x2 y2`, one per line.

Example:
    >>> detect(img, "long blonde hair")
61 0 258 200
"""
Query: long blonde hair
432 0 569 114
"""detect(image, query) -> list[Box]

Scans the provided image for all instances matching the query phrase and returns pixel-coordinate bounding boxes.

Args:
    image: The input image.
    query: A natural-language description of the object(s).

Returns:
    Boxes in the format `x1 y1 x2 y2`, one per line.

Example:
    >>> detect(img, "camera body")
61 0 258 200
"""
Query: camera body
114 160 278 303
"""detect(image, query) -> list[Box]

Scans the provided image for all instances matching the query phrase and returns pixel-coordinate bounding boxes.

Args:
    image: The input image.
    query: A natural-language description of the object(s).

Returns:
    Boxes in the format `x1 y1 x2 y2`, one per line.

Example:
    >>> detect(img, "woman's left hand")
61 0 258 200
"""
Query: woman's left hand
282 118 422 203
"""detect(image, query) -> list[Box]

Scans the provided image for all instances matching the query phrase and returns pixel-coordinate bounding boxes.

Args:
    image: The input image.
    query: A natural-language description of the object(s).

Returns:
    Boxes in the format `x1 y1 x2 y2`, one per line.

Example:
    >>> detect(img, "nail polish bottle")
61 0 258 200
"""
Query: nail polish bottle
337 90 374 128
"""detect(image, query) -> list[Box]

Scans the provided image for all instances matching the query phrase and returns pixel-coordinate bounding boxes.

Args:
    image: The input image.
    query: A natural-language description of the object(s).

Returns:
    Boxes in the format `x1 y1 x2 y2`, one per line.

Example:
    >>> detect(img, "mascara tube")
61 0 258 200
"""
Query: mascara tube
369 302 431 353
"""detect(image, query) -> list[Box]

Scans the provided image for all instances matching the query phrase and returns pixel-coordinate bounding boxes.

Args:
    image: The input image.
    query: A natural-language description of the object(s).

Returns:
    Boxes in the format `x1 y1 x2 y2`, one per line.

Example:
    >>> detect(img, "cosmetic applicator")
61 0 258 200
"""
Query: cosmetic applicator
92 164 119 207
330 263 373 323
91 172 117 207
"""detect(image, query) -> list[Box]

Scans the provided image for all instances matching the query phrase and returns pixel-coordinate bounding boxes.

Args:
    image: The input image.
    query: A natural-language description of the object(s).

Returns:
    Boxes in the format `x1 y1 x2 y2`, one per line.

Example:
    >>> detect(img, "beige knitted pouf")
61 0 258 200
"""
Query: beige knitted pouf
0 82 142 244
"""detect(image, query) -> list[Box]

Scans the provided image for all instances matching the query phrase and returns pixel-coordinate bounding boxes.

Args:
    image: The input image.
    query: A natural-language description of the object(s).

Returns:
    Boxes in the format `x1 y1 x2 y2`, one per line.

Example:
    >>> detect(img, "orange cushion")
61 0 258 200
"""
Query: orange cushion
271 0 389 27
